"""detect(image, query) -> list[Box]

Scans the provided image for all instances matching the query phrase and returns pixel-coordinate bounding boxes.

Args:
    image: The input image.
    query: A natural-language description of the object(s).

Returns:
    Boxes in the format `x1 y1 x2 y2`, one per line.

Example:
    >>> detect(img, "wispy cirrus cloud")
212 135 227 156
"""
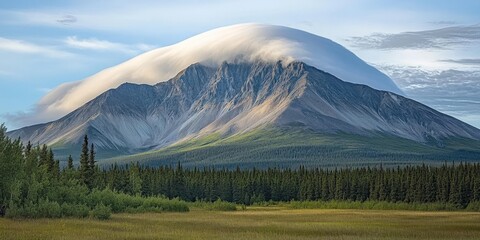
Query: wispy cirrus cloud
0 37 72 58
65 36 156 54
438 58 480 65
348 24 480 49
56 14 77 25
428 20 458 25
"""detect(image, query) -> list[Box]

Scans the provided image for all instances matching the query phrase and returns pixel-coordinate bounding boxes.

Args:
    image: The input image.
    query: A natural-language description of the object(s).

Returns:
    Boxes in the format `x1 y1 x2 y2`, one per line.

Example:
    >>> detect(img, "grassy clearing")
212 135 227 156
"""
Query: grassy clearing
1 207 480 240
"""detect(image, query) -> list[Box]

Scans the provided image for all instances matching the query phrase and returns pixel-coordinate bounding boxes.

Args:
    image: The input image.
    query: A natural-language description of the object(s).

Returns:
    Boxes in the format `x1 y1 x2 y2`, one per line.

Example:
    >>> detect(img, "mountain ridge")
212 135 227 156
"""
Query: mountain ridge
29 24 402 125
8 61 480 164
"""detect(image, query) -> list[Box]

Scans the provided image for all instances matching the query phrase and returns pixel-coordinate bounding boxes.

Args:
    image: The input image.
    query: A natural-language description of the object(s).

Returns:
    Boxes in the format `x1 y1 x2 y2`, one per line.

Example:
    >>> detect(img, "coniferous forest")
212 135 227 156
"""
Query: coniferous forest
1 124 480 220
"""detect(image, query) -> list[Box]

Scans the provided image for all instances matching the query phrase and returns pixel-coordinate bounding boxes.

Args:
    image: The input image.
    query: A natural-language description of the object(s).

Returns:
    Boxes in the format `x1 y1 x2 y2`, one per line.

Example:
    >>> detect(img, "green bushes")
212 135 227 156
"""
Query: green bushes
6 200 62 218
36 199 62 218
5 189 189 219
6 201 97 219
85 189 189 213
61 203 90 218
466 201 480 211
190 199 237 211
288 200 466 211
91 204 111 220
210 199 237 211
141 197 189 212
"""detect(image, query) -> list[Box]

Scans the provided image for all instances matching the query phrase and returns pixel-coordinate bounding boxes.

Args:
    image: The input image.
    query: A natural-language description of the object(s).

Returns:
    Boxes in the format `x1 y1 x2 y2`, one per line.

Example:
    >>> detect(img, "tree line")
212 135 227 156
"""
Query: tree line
0 125 187 219
102 161 480 208
1 123 480 219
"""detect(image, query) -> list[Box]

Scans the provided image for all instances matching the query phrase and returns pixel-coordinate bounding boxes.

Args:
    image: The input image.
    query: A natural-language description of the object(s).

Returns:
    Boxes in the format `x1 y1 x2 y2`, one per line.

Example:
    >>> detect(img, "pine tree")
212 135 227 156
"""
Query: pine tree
129 163 143 195
47 148 55 173
25 141 32 155
53 160 60 179
24 141 37 177
473 176 480 201
67 155 74 170
39 144 48 167
88 143 95 170
88 143 96 187
79 135 90 187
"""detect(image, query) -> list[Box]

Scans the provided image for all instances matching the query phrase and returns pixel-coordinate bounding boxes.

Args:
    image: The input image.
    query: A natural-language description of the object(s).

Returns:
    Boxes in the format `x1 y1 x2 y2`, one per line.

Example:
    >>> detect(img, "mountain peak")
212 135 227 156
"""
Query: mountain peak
9 61 480 159
33 24 402 125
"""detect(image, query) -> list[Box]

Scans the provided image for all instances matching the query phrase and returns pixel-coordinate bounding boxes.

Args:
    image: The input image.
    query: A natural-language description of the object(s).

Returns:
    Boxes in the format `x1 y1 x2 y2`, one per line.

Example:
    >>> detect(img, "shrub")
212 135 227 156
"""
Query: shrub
466 201 480 211
5 201 21 218
207 199 237 211
142 197 189 212
61 203 89 218
288 200 464 211
36 199 62 218
91 204 111 220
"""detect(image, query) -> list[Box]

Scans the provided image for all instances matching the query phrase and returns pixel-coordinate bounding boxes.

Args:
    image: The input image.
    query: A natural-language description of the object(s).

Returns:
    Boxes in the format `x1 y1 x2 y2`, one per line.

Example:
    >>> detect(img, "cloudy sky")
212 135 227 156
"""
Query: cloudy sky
1 0 479 129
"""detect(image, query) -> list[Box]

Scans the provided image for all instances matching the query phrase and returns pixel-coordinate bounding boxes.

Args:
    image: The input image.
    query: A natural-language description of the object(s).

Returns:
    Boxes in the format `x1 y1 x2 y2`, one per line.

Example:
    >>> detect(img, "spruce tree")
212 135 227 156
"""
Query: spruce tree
88 143 95 170
88 143 96 186
39 144 48 167
67 155 74 170
129 163 143 195
79 135 90 187
53 160 60 179
25 141 32 155
47 148 55 173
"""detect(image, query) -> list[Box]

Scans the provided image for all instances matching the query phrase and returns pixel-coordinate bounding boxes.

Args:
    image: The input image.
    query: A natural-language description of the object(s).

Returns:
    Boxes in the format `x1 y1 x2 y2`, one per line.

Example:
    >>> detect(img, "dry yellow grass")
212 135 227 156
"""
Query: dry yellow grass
1 208 480 239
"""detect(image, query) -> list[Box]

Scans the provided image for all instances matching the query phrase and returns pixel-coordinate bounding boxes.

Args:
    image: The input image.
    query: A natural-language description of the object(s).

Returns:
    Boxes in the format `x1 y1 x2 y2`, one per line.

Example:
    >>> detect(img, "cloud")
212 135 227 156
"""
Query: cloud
65 36 155 54
36 87 52 93
428 21 458 25
56 14 77 25
348 24 480 49
2 81 82 128
389 67 480 128
379 65 480 127
438 59 480 65
9 24 401 128
0 37 72 58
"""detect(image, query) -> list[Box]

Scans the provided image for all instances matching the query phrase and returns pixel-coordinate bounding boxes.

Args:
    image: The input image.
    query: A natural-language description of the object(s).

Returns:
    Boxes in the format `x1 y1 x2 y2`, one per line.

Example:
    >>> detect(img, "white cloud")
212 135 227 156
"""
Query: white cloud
439 58 480 66
36 87 52 93
379 65 480 127
65 36 155 54
0 37 72 58
348 24 480 49
13 24 401 127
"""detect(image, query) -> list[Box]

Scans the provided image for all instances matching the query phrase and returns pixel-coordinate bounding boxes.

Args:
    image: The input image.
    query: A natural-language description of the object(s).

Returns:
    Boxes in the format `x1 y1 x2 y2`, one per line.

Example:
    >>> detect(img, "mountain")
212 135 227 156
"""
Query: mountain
8 61 480 166
7 24 480 167
29 24 401 125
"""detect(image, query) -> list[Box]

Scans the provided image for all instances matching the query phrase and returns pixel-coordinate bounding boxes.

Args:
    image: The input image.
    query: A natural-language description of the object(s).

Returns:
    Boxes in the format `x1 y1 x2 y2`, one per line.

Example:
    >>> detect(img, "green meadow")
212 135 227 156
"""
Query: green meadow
2 207 480 240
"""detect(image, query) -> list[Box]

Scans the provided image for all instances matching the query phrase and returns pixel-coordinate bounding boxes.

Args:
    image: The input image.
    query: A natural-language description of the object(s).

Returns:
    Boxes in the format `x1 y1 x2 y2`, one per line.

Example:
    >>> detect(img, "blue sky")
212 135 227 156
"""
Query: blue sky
1 0 479 129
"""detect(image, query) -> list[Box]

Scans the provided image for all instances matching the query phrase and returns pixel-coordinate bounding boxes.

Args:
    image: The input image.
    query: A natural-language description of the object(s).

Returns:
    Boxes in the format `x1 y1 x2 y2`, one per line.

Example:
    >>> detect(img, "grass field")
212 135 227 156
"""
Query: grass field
2 207 480 240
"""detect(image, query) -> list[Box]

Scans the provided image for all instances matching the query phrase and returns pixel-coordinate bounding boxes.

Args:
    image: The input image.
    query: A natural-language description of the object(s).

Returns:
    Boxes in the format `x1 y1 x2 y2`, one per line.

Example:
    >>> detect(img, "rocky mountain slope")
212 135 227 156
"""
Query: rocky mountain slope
29 24 401 126
9 61 480 160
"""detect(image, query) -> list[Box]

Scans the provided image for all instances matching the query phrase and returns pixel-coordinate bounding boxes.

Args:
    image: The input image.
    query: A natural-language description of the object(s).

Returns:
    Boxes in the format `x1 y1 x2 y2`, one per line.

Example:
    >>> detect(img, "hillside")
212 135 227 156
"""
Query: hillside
101 127 480 168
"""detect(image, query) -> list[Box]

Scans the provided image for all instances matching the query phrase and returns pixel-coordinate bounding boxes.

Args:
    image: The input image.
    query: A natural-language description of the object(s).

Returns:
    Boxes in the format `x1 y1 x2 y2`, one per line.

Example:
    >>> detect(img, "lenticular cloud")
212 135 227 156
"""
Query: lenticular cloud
26 23 402 126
